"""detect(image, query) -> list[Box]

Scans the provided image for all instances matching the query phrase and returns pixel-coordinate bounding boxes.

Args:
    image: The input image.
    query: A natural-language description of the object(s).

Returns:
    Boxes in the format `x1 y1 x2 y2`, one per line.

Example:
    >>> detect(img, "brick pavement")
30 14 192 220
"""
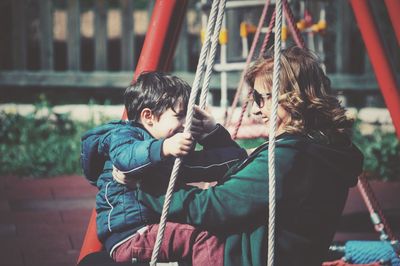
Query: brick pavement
0 175 398 266
0 175 96 266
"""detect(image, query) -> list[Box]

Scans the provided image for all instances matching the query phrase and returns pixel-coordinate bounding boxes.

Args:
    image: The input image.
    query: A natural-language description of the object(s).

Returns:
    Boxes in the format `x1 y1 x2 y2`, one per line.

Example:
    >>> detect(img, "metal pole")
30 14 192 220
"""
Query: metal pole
350 0 400 139
220 16 228 113
123 0 188 119
384 0 400 45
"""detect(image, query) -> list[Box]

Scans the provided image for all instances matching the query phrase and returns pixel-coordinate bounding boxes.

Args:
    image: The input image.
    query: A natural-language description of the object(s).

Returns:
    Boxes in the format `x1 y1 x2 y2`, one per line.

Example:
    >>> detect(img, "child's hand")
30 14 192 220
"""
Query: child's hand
191 106 217 139
162 132 194 157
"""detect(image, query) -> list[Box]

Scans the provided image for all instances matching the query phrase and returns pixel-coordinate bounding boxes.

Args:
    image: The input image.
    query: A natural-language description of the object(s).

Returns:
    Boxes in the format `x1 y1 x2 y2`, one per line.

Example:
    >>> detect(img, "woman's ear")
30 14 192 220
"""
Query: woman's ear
140 108 154 126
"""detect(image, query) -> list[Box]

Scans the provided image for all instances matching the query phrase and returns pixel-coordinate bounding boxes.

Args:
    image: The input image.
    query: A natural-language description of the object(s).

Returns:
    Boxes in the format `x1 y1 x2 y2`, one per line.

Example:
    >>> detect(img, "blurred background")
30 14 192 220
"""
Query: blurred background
0 0 399 265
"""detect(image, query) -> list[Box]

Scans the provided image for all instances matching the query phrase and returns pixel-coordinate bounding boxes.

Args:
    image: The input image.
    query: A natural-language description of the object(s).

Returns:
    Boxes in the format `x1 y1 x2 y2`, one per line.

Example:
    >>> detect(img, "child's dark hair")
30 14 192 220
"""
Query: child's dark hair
124 72 191 121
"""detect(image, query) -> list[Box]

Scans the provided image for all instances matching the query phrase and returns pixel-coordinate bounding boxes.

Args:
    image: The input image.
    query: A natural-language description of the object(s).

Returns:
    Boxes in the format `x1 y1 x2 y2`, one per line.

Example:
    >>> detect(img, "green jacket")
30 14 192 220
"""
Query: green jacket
139 132 363 266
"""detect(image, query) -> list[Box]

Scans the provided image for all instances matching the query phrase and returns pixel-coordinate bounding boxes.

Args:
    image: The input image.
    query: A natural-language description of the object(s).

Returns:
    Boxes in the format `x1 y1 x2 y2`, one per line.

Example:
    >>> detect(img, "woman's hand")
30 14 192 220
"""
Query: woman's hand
191 106 217 140
162 132 194 157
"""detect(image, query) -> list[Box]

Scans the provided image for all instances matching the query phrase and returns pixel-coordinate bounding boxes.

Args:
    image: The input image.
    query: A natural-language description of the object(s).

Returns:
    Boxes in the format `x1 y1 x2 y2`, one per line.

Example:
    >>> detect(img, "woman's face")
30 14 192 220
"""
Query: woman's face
251 76 289 136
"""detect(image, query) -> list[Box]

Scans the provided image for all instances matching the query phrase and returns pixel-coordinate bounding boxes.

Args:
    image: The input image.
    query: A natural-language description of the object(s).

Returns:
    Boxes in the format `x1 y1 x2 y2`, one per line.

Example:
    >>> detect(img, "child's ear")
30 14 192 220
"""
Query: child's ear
140 108 154 126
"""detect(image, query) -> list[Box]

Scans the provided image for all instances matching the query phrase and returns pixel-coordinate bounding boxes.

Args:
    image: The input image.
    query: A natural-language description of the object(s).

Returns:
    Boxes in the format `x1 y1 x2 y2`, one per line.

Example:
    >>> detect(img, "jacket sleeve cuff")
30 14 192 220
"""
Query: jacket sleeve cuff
198 124 238 148
149 139 164 162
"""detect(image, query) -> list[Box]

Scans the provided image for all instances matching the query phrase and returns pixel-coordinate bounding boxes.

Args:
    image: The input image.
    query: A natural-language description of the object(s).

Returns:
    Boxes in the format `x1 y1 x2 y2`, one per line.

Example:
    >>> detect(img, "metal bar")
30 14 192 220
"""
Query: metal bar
77 209 102 263
174 17 189 71
159 1 189 72
214 62 246 72
226 0 274 9
120 0 134 71
94 0 108 70
11 0 27 70
67 0 80 70
350 0 400 139
0 71 393 91
39 0 54 70
384 0 400 45
133 0 186 79
335 0 351 73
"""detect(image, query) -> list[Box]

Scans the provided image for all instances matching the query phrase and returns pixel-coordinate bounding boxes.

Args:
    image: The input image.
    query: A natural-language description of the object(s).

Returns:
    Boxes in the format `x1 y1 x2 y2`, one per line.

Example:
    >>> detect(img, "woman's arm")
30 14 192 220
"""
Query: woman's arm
180 146 247 183
139 151 270 230
139 146 296 230
191 106 241 149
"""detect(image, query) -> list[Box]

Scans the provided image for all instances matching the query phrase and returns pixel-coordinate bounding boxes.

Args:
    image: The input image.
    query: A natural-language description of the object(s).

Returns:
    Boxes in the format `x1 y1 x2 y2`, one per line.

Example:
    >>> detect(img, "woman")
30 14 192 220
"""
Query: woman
138 46 364 266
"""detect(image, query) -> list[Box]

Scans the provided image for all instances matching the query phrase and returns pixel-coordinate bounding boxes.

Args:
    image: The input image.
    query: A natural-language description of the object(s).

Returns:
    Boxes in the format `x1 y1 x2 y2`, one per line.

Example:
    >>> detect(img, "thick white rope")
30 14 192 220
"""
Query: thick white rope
150 0 223 264
199 0 227 109
268 0 282 265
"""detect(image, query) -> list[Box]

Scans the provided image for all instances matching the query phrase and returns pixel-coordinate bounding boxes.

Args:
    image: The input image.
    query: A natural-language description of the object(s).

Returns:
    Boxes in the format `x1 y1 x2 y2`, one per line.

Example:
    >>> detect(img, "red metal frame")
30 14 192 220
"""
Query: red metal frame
77 0 188 263
350 0 400 139
122 0 188 120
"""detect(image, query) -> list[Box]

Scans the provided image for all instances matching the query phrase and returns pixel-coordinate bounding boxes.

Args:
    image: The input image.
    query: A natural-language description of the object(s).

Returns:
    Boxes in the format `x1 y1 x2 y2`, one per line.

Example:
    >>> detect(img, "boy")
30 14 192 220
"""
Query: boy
82 72 247 265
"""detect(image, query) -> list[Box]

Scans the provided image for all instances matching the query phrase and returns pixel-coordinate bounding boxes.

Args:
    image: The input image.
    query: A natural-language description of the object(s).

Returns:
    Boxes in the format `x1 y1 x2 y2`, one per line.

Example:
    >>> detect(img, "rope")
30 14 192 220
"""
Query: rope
199 0 227 110
357 174 400 258
231 9 276 140
283 0 305 48
260 10 276 58
149 0 225 264
231 1 304 140
224 0 271 127
268 0 283 265
229 1 304 136
357 174 396 242
345 241 400 265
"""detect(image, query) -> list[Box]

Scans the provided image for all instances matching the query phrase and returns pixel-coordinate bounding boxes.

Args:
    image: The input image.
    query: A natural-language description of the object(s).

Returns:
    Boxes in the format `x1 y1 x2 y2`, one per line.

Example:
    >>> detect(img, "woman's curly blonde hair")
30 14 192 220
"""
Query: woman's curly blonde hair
245 46 353 135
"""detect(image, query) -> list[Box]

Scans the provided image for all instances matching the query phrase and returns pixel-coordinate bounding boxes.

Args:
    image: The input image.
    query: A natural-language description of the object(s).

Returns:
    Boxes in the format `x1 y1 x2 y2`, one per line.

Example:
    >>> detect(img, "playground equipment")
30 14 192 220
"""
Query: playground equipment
77 0 400 265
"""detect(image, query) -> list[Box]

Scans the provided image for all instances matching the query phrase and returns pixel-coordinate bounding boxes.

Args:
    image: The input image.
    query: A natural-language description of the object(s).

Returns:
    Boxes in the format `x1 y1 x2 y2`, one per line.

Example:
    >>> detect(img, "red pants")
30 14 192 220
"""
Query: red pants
112 222 224 266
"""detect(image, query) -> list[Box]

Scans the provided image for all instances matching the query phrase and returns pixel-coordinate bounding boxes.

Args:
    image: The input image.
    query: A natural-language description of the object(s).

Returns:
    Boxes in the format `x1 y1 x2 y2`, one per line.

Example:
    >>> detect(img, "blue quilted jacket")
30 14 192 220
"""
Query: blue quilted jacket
82 121 247 253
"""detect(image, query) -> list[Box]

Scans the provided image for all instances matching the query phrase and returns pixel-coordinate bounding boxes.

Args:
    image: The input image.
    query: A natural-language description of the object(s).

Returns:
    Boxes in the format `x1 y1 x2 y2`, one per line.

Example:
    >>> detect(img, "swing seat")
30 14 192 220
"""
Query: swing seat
77 211 187 265
78 251 185 266
78 251 142 266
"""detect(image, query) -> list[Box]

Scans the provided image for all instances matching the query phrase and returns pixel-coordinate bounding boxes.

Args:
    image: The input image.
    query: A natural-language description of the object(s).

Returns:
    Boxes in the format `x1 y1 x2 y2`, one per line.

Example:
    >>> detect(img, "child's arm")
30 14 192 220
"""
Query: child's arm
108 128 164 174
109 127 193 176
162 132 193 158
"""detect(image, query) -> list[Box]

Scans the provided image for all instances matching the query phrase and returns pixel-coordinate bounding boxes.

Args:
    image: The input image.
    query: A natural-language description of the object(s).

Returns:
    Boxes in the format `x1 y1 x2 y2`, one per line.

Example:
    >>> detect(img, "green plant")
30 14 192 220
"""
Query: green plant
1 104 399 182
0 104 99 178
352 121 400 181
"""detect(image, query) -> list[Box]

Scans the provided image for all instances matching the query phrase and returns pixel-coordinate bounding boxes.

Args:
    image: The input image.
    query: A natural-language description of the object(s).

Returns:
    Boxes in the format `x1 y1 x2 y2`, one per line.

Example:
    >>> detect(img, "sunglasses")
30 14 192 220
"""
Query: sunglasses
252 90 272 108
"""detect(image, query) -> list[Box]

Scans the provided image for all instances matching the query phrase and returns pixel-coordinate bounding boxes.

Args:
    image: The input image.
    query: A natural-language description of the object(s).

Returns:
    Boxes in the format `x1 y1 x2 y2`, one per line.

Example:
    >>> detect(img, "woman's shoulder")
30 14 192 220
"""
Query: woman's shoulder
249 133 305 158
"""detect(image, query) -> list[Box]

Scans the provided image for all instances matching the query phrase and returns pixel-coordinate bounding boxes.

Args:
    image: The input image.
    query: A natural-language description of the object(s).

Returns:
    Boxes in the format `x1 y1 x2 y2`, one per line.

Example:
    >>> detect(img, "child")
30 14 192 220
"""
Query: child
81 72 247 265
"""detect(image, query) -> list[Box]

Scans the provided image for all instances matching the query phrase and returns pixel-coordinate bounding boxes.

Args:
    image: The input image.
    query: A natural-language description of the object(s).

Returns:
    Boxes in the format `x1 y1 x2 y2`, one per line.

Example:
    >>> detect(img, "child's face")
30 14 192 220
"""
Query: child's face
148 101 186 139
251 76 289 136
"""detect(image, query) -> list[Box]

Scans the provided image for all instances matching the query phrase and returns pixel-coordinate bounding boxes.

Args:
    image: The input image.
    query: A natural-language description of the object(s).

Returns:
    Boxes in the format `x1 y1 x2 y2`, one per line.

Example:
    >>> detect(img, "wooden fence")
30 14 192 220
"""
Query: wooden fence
0 0 398 103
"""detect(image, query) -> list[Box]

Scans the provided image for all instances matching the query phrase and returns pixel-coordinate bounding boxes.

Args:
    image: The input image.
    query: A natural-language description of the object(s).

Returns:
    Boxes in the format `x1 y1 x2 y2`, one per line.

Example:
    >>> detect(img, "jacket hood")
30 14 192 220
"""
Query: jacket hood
300 132 364 187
